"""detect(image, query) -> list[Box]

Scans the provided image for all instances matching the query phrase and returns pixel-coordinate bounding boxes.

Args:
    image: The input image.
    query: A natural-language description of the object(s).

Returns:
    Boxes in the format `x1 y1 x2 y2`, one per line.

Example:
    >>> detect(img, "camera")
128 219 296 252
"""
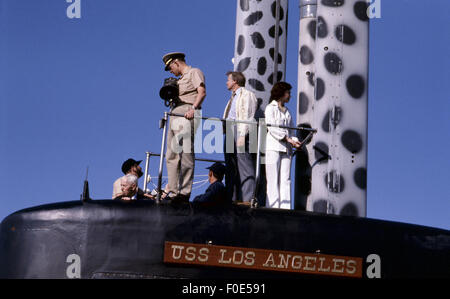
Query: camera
159 77 179 107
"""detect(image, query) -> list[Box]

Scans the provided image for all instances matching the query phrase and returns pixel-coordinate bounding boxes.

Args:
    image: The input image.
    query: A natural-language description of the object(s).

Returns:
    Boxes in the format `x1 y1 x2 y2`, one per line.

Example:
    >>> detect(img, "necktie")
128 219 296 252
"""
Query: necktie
226 92 236 118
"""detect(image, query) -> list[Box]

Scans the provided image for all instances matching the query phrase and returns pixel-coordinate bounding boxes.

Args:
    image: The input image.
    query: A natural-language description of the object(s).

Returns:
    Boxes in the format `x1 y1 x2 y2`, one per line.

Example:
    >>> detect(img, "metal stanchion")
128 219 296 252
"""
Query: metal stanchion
143 152 151 193
156 112 169 203
251 119 265 208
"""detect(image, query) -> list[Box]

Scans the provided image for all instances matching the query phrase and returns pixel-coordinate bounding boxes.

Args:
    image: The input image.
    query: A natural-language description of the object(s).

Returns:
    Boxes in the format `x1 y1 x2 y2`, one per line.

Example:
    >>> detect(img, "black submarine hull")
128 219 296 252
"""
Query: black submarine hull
0 200 449 279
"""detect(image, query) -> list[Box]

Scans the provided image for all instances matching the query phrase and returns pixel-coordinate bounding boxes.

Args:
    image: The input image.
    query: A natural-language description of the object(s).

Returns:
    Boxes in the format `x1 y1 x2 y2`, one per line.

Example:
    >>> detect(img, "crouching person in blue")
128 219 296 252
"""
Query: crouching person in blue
192 162 229 207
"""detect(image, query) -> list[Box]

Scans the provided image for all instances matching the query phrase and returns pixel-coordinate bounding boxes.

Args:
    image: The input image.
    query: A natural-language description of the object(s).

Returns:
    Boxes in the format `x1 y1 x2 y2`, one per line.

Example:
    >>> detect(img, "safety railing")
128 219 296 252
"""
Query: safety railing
150 111 317 207
142 151 225 194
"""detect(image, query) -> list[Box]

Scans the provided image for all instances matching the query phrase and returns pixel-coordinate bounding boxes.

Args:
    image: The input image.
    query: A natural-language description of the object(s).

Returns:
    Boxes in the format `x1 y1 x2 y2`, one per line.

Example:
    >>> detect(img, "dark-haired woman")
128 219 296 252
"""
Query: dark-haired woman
265 82 302 209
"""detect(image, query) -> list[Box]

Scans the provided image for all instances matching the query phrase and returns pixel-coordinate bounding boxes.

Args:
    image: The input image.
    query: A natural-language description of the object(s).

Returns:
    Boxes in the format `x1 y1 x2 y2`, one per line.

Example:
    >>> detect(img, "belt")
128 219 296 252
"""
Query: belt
175 101 201 109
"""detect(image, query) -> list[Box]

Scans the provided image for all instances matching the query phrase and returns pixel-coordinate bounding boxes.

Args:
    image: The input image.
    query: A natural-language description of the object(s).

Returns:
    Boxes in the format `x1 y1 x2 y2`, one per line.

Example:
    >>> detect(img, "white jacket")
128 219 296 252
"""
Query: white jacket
223 87 258 137
264 100 294 154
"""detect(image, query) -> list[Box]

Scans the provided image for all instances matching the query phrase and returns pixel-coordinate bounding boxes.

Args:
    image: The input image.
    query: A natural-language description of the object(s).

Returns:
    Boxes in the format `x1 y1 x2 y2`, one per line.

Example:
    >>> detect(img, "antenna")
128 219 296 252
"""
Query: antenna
81 166 91 202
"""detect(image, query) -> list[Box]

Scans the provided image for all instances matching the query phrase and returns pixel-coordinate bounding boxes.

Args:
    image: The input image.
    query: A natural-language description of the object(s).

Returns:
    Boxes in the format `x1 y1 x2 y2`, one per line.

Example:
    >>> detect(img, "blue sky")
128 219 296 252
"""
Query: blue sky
0 0 449 230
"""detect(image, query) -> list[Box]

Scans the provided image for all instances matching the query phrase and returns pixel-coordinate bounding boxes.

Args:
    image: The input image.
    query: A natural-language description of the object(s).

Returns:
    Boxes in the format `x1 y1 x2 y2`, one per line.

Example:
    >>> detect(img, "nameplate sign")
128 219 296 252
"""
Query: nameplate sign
164 241 362 278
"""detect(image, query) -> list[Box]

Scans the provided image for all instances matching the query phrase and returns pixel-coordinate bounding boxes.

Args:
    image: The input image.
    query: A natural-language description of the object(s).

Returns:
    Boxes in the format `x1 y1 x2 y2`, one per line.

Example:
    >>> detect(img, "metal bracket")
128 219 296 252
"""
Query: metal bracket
327 171 342 193
251 198 259 209
331 106 341 129
159 118 166 130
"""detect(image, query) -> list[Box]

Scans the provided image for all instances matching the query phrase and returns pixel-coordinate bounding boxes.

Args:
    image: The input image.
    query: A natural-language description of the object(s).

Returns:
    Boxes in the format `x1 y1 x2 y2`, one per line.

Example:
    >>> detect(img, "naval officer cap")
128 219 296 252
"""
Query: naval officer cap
162 52 186 71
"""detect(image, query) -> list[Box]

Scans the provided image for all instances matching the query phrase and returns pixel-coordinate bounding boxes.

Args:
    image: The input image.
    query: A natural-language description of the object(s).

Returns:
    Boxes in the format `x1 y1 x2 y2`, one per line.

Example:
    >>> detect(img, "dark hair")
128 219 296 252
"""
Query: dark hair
226 71 246 87
210 170 224 182
270 82 292 101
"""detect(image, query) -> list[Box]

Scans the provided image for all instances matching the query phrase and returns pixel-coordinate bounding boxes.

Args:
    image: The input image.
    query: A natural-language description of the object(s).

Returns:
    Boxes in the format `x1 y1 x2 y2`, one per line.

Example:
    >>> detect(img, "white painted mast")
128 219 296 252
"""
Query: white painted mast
296 0 369 217
233 0 289 110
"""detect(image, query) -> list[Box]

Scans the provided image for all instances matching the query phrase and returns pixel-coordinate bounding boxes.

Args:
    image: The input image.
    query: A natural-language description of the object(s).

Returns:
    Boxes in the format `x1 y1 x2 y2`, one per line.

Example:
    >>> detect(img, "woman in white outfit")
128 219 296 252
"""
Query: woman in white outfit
264 82 302 209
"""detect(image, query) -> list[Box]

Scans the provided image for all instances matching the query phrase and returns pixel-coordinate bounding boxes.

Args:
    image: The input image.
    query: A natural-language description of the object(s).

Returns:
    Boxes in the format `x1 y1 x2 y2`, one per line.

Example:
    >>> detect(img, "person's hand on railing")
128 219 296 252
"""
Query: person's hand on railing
287 137 302 149
184 109 195 120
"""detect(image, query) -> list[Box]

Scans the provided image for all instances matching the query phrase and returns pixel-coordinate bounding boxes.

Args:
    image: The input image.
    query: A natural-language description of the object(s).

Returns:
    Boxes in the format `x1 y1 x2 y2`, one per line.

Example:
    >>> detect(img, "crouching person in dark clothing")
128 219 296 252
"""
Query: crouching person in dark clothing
192 162 229 207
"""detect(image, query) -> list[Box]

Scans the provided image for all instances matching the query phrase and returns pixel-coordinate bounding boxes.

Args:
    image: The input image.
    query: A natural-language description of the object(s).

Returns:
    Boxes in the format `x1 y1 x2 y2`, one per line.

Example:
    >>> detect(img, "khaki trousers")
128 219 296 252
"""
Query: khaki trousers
165 104 199 196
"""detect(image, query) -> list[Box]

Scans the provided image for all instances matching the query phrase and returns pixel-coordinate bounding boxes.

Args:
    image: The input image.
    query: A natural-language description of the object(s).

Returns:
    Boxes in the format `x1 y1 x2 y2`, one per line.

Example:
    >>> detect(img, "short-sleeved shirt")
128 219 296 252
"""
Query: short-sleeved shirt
112 176 124 199
178 66 205 105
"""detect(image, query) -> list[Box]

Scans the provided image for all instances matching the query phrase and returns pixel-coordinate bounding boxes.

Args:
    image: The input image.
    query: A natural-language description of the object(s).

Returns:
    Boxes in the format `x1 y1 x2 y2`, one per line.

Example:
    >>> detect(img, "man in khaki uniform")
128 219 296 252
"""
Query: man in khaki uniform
162 52 206 202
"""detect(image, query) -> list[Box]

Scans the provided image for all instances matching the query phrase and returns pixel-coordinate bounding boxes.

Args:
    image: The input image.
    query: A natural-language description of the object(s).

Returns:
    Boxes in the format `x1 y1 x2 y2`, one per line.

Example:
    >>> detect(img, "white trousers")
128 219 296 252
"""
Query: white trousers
265 150 292 209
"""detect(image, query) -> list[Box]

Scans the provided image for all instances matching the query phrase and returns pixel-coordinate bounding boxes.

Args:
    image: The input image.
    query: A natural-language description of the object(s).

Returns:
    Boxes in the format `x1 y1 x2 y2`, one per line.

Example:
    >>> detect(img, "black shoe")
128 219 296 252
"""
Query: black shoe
159 191 174 201
171 194 190 204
